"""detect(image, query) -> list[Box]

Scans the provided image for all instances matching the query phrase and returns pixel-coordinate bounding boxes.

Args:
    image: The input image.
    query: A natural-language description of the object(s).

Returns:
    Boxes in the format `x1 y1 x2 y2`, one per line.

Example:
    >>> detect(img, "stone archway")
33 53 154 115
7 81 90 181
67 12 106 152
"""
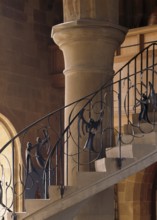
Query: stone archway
0 113 23 216
117 162 157 220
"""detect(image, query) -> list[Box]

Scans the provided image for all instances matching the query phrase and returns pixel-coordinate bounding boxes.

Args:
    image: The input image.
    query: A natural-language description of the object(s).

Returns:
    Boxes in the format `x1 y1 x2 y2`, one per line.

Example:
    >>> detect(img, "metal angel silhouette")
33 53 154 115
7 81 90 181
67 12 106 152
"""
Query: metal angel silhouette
134 81 156 123
25 129 50 175
138 93 150 122
78 108 102 152
25 128 52 199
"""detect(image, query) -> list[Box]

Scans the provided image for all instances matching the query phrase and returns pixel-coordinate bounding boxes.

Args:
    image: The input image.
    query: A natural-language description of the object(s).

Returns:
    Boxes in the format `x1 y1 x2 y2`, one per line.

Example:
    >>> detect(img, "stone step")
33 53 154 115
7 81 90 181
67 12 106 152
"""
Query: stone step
123 122 157 134
122 112 157 135
9 185 76 220
95 131 157 173
106 144 133 158
95 157 135 173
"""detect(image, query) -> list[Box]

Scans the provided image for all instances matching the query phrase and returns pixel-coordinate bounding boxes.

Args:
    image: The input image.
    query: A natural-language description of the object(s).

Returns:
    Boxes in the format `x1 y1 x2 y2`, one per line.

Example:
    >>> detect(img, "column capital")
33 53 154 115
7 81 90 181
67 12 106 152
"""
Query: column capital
52 19 127 44
52 20 127 75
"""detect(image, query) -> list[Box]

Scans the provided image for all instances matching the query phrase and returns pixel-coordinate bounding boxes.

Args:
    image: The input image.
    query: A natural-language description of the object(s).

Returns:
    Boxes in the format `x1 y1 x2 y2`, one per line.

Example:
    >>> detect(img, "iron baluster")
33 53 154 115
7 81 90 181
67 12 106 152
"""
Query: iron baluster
100 87 104 157
146 48 149 94
127 64 130 124
65 130 69 186
152 44 155 85
55 141 58 186
77 115 80 172
140 51 143 96
59 109 64 194
89 101 92 171
118 78 122 169
134 58 137 114
12 141 15 213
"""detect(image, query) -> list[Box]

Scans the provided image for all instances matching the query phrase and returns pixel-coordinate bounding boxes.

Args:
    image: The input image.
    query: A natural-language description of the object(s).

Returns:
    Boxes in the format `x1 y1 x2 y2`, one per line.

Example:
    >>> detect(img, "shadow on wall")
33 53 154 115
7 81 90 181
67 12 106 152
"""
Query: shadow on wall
148 7 157 25
39 0 63 25
119 0 157 28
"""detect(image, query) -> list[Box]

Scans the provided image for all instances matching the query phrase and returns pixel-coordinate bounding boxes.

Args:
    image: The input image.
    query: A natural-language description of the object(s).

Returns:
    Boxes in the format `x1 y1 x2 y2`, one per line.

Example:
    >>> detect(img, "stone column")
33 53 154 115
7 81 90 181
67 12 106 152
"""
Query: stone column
52 1 127 219
52 0 126 185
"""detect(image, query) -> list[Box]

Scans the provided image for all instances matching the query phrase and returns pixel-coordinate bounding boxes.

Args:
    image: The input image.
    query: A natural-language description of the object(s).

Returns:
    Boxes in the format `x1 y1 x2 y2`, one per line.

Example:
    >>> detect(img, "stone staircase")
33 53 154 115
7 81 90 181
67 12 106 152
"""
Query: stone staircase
4 90 157 220
5 42 157 219
7 127 157 219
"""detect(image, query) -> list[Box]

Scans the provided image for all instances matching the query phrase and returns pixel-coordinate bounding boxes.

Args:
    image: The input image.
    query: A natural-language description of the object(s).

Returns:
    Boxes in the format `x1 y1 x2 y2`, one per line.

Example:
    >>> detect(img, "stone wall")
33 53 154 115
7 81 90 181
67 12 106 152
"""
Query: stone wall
114 25 157 220
117 163 157 220
0 0 64 132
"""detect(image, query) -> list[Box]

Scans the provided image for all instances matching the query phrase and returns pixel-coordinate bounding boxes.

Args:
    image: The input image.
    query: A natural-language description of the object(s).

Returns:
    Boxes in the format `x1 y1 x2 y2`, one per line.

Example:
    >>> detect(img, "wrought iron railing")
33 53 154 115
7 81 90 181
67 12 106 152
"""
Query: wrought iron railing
0 43 157 219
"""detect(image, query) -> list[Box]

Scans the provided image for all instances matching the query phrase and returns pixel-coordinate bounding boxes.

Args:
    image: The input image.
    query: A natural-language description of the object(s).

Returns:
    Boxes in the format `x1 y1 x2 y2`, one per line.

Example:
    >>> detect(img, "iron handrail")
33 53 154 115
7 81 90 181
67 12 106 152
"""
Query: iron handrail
1 43 157 155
